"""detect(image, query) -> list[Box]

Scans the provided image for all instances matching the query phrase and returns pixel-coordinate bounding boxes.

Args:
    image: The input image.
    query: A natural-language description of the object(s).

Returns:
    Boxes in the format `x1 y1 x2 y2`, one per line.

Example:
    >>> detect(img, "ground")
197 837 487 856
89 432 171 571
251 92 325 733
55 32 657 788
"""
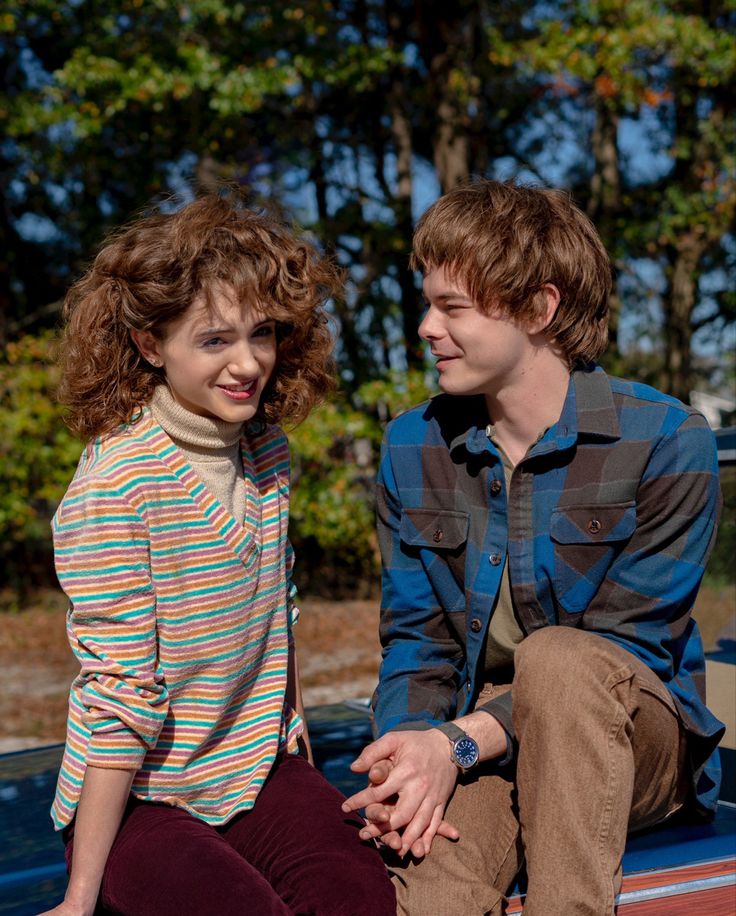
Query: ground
0 592 383 752
1 584 733 753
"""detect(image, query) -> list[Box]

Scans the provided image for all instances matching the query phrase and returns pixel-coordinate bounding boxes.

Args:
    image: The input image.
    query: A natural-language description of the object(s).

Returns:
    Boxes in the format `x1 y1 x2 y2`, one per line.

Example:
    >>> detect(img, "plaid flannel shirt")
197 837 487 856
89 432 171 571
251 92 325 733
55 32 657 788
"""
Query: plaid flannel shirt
373 366 724 814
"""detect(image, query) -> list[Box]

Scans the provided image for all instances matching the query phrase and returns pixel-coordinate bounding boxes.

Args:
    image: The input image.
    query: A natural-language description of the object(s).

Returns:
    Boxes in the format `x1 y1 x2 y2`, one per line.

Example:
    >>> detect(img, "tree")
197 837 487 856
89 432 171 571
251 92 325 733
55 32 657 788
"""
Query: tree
3 1 734 396
492 0 736 400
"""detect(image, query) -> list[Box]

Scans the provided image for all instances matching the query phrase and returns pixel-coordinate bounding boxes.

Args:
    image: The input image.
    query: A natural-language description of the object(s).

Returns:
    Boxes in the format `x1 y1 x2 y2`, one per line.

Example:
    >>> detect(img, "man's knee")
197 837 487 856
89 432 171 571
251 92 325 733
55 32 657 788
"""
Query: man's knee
513 626 633 712
514 626 585 687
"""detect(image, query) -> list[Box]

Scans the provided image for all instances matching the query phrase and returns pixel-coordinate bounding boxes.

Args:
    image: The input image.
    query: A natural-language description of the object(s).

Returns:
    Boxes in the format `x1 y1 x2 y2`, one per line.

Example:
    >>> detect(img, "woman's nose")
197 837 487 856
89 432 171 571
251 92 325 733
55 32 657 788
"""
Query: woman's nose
228 342 259 375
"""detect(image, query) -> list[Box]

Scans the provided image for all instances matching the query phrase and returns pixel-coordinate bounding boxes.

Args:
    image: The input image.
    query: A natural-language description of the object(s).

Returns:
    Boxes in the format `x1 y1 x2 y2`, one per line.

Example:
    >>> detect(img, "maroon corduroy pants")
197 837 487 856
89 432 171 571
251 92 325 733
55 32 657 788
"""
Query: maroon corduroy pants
64 753 395 916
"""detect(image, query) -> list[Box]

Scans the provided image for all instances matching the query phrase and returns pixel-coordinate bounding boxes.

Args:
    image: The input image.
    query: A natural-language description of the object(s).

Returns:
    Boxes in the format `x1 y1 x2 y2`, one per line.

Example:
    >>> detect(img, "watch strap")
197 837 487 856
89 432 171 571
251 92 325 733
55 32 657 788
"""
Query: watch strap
434 722 468 743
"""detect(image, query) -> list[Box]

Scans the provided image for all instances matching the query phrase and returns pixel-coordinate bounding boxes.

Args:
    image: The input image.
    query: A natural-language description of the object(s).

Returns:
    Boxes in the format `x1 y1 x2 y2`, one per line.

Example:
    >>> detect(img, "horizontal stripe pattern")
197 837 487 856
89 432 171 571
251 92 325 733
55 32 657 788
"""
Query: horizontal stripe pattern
51 411 300 829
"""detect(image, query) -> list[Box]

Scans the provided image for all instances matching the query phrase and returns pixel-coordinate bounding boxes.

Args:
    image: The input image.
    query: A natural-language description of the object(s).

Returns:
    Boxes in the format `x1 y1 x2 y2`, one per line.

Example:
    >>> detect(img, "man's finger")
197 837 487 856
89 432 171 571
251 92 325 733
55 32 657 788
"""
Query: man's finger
412 805 447 857
349 734 398 773
363 802 391 824
341 771 402 813
379 829 403 851
396 797 438 857
436 818 460 841
368 759 393 786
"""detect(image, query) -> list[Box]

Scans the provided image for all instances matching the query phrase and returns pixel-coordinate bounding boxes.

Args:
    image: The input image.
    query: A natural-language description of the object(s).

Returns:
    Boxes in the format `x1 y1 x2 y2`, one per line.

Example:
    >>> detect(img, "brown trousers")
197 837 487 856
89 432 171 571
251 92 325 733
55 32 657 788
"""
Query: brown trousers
390 627 689 916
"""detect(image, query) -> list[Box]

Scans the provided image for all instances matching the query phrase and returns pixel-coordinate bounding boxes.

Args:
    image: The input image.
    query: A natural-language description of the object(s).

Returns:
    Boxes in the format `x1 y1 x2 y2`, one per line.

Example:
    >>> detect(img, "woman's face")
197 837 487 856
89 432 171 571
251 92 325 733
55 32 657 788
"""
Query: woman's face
133 284 277 423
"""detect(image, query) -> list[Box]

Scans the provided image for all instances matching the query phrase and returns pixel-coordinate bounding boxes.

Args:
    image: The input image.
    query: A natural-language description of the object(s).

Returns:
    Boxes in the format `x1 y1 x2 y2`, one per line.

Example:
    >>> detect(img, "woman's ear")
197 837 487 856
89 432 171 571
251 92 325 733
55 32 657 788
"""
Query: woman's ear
528 284 561 335
130 329 164 368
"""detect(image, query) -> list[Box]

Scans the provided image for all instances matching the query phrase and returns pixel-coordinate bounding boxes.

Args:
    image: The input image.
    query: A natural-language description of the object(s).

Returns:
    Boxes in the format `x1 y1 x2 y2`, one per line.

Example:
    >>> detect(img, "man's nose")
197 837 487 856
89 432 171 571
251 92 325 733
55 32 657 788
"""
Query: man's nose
419 306 442 341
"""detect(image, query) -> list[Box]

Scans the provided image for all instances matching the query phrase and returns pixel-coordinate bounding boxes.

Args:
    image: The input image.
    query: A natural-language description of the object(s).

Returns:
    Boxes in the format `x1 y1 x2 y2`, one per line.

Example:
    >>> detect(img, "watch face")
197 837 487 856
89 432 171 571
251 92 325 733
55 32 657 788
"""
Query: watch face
454 736 479 768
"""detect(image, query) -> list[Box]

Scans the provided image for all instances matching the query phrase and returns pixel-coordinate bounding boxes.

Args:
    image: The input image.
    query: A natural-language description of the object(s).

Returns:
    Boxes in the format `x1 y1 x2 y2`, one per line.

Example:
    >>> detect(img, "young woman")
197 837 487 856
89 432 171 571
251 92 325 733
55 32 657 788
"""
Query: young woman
43 196 395 916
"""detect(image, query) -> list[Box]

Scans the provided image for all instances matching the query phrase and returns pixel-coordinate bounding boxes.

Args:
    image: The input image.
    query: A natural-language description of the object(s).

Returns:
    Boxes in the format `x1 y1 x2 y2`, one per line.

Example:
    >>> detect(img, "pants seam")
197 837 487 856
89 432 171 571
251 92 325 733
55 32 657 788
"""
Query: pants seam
597 699 628 915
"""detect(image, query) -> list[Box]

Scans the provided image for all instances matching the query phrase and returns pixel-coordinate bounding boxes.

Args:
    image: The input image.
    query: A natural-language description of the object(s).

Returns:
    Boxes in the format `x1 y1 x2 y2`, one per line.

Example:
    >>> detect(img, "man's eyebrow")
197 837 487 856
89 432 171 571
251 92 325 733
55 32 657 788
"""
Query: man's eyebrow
426 291 471 302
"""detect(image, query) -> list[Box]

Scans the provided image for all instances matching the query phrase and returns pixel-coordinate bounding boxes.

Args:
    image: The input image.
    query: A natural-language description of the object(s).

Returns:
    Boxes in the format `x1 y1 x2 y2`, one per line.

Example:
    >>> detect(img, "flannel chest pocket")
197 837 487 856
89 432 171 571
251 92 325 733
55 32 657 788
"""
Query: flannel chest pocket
550 502 636 613
400 508 469 612
400 508 469 550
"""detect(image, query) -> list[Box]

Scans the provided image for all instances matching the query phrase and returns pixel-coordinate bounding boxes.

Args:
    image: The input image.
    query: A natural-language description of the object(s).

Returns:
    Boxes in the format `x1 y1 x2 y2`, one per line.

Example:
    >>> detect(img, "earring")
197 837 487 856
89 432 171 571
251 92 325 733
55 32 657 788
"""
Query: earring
149 358 161 367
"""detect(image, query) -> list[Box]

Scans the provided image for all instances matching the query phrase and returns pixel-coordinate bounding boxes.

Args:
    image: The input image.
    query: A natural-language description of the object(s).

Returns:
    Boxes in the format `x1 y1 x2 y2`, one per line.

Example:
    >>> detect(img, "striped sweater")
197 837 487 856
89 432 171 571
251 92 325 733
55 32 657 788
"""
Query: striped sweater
51 409 301 829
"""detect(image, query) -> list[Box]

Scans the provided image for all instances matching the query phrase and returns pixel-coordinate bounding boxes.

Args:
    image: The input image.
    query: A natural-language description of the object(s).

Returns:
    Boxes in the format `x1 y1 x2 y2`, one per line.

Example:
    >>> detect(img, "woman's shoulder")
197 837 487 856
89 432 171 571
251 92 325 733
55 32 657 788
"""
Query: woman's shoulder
244 420 291 481
246 419 288 451
73 411 168 483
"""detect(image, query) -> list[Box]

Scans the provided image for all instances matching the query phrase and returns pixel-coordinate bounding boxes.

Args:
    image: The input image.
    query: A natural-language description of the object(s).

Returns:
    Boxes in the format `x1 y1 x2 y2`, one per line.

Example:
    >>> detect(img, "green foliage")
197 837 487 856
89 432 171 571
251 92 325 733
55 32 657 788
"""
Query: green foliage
287 370 433 596
0 331 431 597
2 1 735 592
0 333 82 589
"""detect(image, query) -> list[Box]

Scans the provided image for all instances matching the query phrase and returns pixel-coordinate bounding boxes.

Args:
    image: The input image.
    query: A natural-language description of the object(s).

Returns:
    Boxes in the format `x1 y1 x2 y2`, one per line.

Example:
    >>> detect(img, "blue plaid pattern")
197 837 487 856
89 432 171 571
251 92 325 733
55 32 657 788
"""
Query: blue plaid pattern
373 366 724 813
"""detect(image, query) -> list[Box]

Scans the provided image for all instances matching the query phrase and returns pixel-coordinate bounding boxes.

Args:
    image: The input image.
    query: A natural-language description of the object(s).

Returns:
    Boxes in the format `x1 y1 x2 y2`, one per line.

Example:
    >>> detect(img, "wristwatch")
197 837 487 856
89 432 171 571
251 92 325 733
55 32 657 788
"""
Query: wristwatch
434 722 480 772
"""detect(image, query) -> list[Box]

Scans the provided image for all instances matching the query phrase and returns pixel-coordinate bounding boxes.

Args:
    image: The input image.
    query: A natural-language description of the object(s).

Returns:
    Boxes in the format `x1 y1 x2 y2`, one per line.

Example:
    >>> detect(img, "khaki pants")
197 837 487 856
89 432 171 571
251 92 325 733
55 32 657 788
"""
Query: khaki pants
389 627 689 916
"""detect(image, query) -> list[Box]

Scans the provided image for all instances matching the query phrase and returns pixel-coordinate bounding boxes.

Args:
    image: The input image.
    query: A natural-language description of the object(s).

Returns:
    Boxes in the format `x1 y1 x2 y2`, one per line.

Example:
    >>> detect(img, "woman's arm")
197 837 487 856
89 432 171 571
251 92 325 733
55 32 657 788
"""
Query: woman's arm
287 640 313 765
41 766 136 916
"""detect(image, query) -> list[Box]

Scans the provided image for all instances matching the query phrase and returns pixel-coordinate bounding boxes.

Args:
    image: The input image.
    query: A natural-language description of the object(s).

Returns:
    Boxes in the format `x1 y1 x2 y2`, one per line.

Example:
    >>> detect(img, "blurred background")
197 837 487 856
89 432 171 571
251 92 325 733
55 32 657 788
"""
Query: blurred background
0 1 734 745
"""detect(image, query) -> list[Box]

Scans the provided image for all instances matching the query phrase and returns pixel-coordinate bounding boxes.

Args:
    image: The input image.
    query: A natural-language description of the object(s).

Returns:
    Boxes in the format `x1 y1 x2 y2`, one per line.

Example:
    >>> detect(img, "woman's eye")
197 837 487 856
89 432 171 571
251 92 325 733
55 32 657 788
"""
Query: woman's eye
202 336 225 347
254 323 276 338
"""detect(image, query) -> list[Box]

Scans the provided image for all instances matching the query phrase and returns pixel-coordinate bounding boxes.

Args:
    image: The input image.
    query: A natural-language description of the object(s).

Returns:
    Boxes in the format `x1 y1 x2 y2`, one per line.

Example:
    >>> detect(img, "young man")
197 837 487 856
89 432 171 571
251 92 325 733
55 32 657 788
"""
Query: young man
341 180 724 915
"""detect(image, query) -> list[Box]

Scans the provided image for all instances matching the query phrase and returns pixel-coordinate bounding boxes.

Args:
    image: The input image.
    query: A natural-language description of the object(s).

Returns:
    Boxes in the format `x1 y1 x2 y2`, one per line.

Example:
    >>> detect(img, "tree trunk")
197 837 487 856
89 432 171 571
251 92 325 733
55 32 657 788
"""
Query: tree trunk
587 96 622 359
390 81 424 368
663 238 706 403
416 3 473 192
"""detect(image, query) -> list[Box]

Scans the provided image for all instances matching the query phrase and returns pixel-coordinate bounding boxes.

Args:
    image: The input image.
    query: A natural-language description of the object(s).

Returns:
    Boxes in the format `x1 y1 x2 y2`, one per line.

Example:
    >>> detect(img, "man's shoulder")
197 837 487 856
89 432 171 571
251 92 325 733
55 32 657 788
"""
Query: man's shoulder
605 374 713 439
607 374 692 412
385 394 483 446
577 367 710 437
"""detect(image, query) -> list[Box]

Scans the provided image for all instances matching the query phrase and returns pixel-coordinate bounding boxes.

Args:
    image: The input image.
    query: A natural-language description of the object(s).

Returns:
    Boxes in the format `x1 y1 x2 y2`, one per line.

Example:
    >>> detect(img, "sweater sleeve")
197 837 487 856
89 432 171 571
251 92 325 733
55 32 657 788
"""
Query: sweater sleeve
53 474 169 769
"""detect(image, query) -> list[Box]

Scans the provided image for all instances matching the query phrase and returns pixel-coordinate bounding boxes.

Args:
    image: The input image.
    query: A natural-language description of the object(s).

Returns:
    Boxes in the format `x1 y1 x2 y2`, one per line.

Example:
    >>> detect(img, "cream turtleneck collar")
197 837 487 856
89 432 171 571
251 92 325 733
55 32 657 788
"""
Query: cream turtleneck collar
149 384 245 451
149 385 247 523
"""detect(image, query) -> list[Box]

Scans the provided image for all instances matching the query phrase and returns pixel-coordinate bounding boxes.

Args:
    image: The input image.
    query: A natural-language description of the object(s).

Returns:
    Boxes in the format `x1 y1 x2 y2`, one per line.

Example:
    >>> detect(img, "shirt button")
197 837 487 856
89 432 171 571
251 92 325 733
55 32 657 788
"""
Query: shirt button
489 554 502 566
490 479 502 496
433 528 444 543
587 518 602 534
470 618 482 632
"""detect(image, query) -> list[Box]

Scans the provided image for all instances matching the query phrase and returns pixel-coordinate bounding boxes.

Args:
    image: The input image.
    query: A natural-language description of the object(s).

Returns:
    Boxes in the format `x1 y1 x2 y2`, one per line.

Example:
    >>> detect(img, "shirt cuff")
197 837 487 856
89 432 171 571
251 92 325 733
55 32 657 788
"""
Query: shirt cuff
475 692 515 766
85 726 148 769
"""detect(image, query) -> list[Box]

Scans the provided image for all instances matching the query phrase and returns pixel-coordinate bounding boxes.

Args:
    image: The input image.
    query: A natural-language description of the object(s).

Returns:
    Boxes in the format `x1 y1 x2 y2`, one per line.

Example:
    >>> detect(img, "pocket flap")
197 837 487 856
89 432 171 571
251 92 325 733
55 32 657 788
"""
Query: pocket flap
550 503 636 545
400 508 469 549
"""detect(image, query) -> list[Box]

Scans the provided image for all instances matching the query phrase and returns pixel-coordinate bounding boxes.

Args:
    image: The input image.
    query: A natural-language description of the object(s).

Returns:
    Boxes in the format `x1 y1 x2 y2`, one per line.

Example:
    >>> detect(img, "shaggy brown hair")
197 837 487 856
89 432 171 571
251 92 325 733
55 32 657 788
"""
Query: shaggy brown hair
410 179 613 367
58 195 341 440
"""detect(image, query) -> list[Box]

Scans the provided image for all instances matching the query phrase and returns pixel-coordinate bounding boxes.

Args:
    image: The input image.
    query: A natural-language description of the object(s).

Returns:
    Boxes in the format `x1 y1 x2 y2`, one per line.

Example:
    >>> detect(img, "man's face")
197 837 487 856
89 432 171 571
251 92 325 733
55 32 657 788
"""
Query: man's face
419 265 541 400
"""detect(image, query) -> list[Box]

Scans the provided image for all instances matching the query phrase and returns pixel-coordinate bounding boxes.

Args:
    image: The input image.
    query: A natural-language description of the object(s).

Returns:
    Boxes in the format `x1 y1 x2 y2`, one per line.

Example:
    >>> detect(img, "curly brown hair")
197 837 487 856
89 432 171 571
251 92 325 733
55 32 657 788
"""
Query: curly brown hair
58 194 341 439
411 179 613 367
